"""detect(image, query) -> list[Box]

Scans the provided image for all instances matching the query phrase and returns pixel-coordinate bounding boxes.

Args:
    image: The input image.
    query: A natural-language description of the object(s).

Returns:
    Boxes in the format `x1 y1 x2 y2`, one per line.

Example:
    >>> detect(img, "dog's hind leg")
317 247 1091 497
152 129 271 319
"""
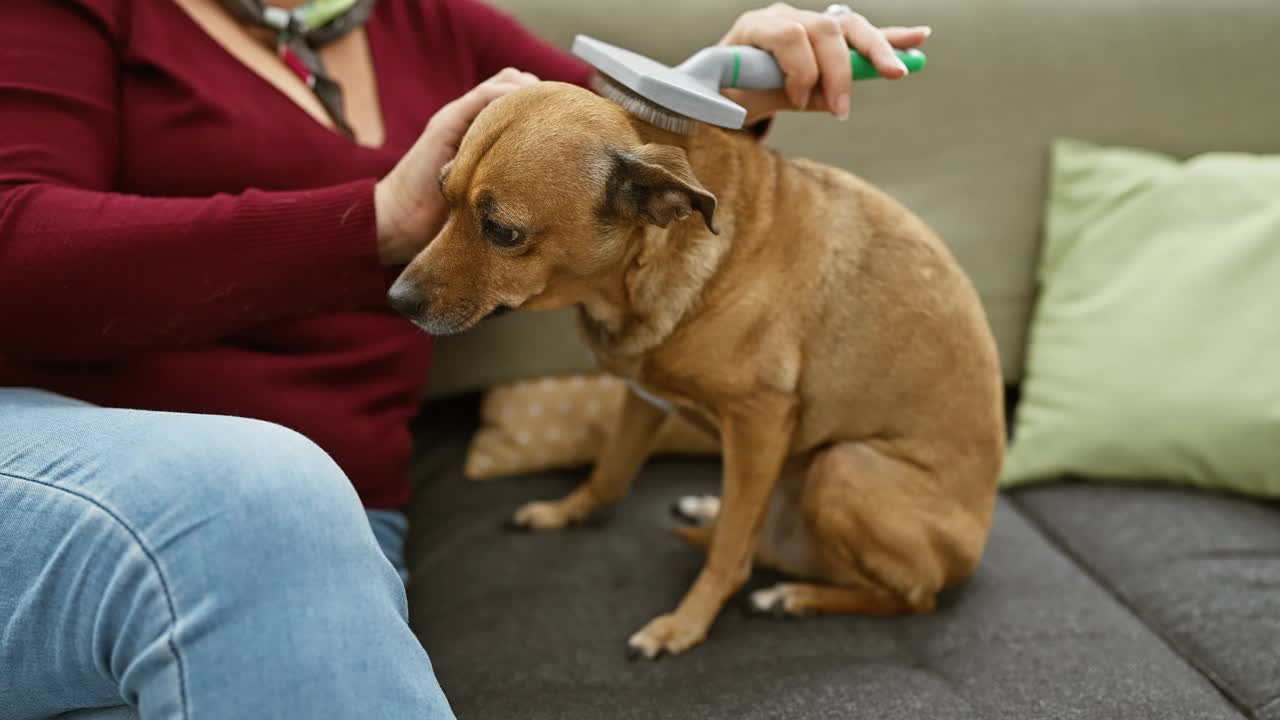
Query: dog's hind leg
670 494 720 526
670 459 819 575
752 441 989 618
671 524 714 549
672 521 815 576
747 581 927 617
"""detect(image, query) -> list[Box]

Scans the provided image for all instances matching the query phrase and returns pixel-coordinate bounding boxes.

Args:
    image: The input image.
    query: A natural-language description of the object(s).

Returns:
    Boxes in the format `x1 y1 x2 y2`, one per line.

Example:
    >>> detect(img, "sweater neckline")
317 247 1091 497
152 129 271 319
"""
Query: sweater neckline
165 0 395 152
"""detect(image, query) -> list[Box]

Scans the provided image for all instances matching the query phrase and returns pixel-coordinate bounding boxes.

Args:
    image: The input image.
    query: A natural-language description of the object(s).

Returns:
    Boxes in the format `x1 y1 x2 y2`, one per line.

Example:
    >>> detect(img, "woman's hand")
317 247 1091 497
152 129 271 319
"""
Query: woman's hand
720 3 931 124
375 68 539 266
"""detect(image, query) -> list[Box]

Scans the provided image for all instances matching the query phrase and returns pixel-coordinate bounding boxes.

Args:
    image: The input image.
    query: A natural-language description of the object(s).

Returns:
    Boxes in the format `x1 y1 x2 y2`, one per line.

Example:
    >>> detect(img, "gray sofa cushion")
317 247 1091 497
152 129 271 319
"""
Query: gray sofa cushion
1014 484 1280 720
406 412 1245 719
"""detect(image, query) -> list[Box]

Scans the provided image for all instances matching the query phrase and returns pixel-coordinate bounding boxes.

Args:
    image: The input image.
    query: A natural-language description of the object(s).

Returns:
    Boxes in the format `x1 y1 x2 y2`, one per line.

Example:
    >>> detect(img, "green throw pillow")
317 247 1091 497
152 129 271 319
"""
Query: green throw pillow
1001 138 1280 497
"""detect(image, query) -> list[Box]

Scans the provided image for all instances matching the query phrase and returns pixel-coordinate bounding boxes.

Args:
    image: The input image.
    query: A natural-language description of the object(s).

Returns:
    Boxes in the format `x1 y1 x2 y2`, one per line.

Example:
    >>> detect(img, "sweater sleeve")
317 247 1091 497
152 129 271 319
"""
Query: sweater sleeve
0 0 392 364
445 0 593 87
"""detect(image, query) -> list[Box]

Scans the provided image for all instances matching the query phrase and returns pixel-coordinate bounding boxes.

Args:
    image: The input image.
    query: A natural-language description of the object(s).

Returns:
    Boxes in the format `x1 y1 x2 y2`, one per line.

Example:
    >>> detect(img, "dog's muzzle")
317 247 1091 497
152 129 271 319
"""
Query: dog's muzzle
387 278 426 319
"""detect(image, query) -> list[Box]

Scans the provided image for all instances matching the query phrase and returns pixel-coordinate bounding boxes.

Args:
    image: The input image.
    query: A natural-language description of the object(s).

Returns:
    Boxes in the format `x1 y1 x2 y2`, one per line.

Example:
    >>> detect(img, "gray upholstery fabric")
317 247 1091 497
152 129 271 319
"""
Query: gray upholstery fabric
1014 484 1280 720
406 411 1246 719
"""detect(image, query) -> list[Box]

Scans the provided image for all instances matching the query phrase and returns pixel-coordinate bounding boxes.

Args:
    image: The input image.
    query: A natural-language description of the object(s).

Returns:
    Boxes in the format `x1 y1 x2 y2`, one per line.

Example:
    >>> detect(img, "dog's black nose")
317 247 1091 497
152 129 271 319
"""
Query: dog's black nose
387 279 426 318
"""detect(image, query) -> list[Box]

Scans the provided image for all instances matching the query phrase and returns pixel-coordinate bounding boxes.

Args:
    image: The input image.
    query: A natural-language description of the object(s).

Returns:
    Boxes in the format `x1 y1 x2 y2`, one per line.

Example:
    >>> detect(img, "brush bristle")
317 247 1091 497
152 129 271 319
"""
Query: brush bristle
590 73 697 136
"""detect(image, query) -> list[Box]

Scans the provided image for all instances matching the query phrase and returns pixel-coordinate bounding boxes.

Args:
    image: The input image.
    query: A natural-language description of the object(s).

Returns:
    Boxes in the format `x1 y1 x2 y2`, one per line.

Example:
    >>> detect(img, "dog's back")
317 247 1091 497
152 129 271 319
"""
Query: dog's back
782 154 1004 477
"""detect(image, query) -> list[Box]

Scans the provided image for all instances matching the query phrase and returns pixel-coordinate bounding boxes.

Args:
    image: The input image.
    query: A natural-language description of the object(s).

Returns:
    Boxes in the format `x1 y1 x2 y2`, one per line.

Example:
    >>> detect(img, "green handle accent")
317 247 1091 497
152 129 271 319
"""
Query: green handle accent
852 48 927 80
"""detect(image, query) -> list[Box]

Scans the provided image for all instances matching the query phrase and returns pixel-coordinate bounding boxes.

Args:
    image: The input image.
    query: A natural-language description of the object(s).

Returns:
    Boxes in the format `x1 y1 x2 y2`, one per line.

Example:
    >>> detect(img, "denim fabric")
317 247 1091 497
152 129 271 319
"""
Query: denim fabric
0 389 453 720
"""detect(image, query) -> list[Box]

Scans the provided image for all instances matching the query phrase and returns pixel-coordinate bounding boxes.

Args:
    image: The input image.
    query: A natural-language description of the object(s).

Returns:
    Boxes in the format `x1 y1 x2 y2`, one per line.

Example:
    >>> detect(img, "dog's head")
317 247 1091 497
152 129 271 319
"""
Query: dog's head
388 82 718 335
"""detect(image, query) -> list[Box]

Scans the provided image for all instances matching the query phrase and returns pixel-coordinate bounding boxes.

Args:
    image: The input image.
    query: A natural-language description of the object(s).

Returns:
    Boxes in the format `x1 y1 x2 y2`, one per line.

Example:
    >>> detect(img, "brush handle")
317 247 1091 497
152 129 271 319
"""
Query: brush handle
725 46 926 89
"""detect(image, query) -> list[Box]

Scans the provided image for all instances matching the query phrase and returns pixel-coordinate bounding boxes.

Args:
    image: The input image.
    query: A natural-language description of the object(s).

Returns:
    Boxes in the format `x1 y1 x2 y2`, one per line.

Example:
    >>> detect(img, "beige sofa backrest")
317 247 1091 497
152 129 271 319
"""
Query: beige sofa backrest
426 0 1280 397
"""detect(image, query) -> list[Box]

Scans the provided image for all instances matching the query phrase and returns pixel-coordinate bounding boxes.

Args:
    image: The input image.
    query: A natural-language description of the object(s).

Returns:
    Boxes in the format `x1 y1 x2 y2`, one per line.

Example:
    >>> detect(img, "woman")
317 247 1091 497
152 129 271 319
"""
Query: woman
0 1 929 717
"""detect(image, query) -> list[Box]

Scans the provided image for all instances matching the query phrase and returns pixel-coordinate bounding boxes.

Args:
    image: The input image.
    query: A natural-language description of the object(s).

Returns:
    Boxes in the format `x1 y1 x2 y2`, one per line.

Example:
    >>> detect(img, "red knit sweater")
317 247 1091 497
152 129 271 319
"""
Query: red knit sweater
0 0 590 508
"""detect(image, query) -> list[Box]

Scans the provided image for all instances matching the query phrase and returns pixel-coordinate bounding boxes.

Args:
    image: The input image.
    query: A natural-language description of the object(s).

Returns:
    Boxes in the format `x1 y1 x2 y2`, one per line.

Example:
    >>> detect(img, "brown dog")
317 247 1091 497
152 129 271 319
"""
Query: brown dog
389 81 1005 659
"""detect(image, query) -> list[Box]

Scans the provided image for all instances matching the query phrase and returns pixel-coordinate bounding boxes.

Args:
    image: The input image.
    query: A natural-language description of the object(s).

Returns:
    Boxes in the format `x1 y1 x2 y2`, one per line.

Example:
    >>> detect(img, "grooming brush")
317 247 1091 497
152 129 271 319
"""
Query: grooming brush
573 35 926 133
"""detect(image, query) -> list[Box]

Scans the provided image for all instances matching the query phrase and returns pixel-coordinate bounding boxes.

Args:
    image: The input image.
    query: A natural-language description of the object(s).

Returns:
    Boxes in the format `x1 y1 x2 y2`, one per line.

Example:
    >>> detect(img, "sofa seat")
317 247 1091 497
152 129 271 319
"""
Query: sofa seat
1016 486 1280 720
405 408 1269 719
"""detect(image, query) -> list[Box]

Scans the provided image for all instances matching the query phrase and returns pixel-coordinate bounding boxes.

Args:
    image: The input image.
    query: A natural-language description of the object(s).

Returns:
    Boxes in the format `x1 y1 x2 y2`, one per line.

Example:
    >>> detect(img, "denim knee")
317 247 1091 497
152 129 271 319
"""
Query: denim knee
123 414 358 516
1 394 366 542
106 413 387 580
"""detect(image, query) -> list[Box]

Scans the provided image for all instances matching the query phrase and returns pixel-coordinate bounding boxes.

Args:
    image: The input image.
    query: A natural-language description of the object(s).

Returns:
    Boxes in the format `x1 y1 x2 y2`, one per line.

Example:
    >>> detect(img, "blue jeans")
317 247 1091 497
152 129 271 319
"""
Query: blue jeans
0 389 454 719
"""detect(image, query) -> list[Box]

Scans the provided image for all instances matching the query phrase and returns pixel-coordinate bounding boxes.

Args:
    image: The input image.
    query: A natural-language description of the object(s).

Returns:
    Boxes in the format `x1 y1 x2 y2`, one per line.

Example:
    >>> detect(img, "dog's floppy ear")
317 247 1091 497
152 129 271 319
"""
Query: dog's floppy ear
604 144 719 235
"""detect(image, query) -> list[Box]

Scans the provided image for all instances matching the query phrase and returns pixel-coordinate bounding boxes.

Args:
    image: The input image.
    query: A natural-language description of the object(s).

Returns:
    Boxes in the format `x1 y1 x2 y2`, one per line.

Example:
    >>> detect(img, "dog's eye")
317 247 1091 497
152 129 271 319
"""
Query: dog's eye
482 218 524 248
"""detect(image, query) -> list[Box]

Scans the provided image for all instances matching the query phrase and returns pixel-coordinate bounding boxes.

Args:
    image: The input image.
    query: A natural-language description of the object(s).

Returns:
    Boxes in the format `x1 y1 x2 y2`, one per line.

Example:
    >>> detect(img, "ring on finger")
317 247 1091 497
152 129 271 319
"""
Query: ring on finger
823 3 855 16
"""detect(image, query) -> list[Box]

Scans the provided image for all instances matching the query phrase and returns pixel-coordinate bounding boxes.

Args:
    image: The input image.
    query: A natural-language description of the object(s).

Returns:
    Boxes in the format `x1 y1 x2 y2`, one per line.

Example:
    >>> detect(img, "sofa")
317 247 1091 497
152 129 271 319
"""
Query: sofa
404 1 1280 718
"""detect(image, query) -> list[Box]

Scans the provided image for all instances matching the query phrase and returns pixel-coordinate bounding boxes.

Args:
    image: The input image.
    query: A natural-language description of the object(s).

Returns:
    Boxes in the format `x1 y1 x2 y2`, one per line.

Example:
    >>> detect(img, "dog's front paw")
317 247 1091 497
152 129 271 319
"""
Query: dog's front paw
626 612 708 660
509 499 575 531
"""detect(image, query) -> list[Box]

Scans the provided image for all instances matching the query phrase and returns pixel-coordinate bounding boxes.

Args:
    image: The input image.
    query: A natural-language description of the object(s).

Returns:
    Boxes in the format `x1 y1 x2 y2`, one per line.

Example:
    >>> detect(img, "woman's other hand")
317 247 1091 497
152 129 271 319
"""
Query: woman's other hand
720 3 930 124
375 68 539 266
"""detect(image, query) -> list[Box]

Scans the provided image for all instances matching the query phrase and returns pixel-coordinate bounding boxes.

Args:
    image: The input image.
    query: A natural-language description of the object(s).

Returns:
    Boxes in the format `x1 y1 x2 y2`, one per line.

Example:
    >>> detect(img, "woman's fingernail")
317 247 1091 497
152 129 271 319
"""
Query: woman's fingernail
920 26 933 38
895 58 909 75
835 93 850 121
